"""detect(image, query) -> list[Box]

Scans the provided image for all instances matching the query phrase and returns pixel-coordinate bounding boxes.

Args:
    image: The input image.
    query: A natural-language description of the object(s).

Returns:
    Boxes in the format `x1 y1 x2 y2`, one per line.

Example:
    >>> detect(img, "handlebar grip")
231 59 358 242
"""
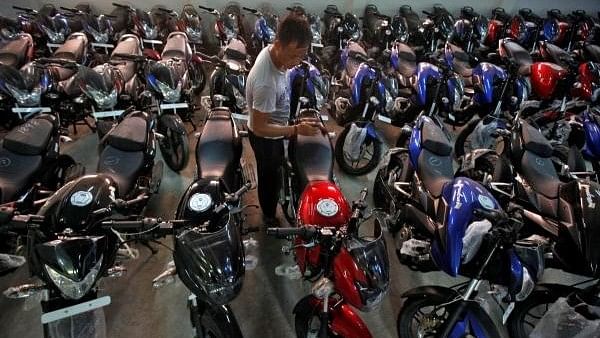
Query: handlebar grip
359 188 368 203
233 182 252 201
198 5 215 12
266 227 318 239
243 7 258 14
13 6 33 12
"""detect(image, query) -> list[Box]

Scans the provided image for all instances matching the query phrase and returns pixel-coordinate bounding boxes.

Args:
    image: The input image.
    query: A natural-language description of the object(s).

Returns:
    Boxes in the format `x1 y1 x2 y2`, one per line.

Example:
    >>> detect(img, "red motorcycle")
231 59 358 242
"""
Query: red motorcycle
267 187 389 338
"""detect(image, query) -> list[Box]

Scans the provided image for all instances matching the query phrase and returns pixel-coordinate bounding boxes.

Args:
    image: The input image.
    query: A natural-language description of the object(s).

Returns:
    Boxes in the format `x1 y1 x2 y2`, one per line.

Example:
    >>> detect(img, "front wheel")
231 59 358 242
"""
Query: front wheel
294 299 334 338
335 124 382 176
397 297 500 338
190 301 243 338
157 115 189 172
507 285 574 338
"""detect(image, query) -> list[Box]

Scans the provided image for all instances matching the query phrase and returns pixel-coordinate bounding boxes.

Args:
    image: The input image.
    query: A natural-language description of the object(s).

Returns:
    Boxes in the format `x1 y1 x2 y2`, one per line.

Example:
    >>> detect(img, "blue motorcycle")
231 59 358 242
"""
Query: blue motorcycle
243 6 277 57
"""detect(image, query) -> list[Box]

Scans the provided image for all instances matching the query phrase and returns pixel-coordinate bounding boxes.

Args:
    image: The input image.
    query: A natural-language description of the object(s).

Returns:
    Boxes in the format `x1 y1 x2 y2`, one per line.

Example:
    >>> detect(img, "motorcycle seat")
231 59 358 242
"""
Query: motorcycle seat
501 40 532 76
3 117 54 156
106 116 148 152
417 148 453 198
396 43 417 77
162 32 190 61
0 147 43 203
542 42 573 68
421 121 453 156
448 43 473 78
114 61 136 83
521 151 561 198
0 35 31 68
290 131 333 191
521 121 554 157
585 44 600 63
97 145 145 195
112 35 141 58
53 33 87 63
196 114 237 186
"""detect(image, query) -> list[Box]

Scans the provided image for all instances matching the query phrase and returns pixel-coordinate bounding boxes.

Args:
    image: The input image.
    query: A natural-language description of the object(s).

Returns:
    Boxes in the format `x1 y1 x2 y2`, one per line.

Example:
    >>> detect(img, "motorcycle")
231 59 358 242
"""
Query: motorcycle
0 33 35 69
483 7 511 48
508 8 543 52
333 54 402 176
419 4 455 55
59 6 116 55
151 99 259 337
198 3 245 53
198 47 248 120
469 113 600 337
243 6 277 58
396 202 539 338
1 108 164 337
110 3 163 53
320 7 362 76
362 4 394 54
145 31 206 171
267 188 389 338
177 5 204 53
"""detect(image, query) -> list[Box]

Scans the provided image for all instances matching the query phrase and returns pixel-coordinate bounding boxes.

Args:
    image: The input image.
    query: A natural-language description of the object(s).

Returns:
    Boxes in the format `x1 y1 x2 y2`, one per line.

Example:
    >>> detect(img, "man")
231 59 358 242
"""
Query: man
246 14 319 226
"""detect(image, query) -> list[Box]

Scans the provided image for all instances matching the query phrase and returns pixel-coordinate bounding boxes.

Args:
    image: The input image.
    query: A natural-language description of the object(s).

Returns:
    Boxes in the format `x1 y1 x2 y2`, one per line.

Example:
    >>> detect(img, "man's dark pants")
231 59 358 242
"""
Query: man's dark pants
248 130 284 218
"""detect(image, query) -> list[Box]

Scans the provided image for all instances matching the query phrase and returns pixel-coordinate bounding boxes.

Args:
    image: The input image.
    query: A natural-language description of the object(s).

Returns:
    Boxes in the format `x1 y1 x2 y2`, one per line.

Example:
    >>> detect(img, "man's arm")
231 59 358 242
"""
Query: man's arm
250 109 296 138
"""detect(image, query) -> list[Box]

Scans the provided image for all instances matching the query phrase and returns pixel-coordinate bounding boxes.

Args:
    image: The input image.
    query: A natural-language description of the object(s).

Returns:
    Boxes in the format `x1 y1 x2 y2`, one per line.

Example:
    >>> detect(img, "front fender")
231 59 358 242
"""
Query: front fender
294 295 372 338
201 303 243 338
401 285 461 303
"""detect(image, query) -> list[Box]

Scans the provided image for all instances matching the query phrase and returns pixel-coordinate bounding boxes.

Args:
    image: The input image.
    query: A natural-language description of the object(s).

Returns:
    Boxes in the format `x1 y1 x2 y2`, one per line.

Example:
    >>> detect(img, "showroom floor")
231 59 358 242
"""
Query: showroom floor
0 101 584 338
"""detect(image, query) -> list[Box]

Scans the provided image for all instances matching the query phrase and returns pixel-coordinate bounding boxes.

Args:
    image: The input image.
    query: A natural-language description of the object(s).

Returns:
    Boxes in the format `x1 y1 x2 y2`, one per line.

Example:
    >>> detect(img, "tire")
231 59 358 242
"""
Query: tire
157 118 189 172
294 299 334 338
190 63 207 95
334 125 382 176
191 303 243 338
397 297 500 338
507 286 574 338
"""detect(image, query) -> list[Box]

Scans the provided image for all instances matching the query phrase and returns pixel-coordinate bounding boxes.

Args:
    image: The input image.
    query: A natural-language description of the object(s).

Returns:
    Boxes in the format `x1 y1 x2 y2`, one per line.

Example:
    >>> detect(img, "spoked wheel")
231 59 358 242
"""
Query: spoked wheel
157 117 189 172
397 297 500 338
507 287 573 338
334 125 382 176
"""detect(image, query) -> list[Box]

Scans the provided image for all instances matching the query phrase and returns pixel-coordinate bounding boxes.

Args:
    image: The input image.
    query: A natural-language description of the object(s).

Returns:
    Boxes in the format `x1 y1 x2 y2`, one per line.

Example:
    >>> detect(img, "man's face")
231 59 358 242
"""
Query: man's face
275 40 309 69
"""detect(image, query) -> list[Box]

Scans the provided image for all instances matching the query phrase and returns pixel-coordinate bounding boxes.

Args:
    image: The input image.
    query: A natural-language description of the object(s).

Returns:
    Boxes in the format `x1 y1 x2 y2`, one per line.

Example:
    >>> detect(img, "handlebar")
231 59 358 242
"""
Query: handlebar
112 3 131 9
35 57 79 67
13 6 35 13
0 207 45 233
266 226 320 240
101 217 184 238
242 7 258 14
198 5 216 14
195 52 226 67
227 182 252 202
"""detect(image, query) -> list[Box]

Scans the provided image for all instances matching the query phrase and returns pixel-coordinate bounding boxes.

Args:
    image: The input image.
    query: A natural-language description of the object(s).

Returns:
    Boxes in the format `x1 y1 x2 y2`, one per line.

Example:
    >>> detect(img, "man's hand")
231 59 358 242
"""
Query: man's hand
296 121 320 136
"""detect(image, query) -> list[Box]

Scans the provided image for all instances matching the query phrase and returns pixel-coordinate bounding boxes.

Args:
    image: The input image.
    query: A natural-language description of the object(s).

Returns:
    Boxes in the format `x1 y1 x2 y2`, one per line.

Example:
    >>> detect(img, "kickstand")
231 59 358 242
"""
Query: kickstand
140 240 159 255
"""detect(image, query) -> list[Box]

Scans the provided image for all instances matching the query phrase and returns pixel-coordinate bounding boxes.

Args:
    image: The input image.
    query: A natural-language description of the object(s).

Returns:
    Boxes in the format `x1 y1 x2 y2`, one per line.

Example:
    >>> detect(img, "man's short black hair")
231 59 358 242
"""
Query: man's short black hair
276 14 311 48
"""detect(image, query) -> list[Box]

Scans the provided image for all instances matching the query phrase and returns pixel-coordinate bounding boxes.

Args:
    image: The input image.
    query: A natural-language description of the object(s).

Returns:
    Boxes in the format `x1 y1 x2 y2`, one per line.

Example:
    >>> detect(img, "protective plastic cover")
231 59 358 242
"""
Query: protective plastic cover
530 297 600 338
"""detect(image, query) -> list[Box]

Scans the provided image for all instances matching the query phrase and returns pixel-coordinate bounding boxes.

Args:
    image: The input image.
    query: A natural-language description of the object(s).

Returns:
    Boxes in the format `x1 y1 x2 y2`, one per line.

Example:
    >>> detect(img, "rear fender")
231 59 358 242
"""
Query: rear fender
143 48 161 61
293 296 372 338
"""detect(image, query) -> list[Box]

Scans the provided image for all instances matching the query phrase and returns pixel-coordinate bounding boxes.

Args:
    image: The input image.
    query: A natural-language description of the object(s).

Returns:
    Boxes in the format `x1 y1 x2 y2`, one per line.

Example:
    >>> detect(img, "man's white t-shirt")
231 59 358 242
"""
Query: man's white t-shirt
245 45 291 134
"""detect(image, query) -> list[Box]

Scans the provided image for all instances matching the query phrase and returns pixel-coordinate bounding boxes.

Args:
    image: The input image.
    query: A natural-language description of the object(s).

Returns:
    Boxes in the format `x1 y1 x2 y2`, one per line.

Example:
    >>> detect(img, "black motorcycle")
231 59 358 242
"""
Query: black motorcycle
151 100 259 337
1 109 163 337
145 32 205 171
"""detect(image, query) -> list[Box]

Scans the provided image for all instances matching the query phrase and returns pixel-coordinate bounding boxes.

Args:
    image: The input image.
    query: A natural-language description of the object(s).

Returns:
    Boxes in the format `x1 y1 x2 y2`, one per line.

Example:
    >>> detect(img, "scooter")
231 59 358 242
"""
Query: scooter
267 188 389 338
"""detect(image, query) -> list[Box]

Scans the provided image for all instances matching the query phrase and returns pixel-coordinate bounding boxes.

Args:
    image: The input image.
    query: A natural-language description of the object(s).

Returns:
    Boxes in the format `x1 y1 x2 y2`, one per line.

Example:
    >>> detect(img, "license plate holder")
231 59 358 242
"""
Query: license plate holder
41 296 111 324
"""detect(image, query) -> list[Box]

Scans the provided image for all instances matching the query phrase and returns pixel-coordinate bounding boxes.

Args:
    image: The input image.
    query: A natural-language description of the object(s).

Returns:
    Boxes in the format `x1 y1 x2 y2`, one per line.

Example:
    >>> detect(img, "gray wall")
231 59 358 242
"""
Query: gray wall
2 0 598 17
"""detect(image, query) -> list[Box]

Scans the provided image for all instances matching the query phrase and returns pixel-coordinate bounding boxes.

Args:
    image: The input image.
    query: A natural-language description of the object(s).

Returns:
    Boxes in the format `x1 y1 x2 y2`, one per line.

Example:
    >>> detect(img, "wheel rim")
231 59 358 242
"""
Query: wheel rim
409 304 450 338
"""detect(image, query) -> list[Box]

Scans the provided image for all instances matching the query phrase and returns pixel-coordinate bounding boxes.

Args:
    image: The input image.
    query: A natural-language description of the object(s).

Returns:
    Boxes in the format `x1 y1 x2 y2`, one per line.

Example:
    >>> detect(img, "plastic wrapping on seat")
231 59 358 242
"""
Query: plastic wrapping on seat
530 297 600 338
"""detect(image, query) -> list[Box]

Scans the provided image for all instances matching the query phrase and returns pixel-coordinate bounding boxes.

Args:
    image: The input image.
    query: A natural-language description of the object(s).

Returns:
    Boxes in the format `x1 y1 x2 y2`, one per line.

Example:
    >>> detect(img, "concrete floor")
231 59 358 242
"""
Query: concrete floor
0 102 585 338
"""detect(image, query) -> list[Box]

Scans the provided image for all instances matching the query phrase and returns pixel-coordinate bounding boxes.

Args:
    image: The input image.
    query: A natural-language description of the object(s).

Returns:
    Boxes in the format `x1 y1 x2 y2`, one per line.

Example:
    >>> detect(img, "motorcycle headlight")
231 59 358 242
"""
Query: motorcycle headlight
315 87 325 110
89 26 109 44
44 256 103 300
155 80 182 103
186 26 203 43
142 22 157 39
85 86 118 110
232 84 246 109
384 89 394 113
351 30 361 41
42 26 65 44
5 83 42 106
